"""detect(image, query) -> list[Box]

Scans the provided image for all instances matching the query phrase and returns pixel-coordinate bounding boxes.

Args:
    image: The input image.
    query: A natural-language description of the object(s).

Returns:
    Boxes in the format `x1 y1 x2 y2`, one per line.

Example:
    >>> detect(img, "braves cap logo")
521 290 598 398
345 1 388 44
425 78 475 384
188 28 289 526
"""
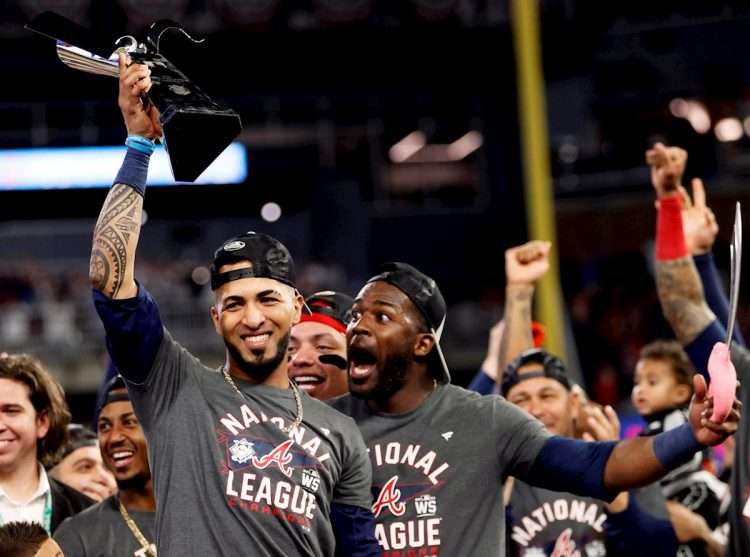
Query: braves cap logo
252 439 295 478
372 475 406 518
223 240 246 252
551 528 580 557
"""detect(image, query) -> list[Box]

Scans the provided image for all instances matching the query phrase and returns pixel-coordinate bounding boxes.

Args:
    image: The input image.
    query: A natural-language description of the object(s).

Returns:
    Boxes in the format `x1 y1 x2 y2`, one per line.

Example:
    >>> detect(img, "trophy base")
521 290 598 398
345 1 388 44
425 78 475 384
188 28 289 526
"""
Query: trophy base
161 107 242 182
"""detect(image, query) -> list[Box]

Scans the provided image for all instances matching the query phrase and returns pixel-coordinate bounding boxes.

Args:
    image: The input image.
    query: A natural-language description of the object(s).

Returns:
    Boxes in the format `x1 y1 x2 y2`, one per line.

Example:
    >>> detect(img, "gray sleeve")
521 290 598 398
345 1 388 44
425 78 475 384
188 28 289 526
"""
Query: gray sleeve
492 396 551 478
127 328 200 427
53 517 87 556
333 419 374 509
731 343 750 382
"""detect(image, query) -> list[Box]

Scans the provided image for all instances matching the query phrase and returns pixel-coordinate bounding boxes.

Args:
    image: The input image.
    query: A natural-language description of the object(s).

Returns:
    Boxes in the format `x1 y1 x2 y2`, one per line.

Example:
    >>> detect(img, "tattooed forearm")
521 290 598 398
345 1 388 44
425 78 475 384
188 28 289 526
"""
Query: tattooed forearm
89 184 143 298
498 283 535 383
655 258 716 345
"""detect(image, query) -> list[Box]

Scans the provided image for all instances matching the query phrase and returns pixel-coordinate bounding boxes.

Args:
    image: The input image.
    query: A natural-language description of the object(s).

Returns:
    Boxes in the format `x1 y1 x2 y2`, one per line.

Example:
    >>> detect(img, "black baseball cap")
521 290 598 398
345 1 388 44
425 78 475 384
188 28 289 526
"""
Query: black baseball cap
367 262 450 383
299 291 354 334
501 348 572 397
58 424 98 461
210 232 295 290
101 375 130 409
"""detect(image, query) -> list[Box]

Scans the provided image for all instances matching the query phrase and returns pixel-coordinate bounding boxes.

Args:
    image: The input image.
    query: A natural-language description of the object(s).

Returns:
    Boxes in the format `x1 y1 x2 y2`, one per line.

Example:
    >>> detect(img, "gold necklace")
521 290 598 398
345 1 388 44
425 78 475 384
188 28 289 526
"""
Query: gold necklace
118 498 156 557
222 366 304 434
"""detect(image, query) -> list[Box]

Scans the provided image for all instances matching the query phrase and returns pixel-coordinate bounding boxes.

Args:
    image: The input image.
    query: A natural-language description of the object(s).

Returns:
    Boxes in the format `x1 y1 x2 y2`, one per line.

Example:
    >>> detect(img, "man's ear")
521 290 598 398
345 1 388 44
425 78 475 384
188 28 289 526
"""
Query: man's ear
414 333 435 358
36 409 50 440
291 290 304 324
210 304 222 335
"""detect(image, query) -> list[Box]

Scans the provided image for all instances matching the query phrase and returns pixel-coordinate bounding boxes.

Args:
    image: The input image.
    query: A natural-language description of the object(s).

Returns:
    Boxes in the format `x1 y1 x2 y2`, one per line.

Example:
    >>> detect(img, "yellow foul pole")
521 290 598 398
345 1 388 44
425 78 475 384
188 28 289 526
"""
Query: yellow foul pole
511 0 566 360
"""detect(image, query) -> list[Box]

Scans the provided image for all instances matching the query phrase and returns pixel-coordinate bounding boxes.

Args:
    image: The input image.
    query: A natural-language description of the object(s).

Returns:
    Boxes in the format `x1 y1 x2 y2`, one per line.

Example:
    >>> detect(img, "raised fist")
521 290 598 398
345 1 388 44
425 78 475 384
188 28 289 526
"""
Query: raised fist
505 241 551 286
646 142 686 198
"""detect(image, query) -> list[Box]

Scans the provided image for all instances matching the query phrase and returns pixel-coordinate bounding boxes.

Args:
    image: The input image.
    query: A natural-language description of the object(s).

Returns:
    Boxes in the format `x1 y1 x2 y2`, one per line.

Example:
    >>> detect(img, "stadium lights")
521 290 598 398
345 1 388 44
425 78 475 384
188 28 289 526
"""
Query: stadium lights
389 131 483 163
714 118 743 142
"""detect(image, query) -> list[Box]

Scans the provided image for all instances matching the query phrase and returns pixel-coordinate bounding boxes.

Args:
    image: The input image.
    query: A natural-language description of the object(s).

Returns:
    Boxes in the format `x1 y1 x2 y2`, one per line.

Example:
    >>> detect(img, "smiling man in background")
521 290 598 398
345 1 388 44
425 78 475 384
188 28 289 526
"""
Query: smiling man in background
54 376 156 557
289 291 353 400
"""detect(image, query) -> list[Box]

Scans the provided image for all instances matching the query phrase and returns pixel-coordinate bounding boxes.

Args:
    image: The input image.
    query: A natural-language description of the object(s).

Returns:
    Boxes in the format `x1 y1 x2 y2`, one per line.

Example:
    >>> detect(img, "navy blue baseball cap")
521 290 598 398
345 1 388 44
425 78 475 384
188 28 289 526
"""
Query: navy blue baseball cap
210 232 295 290
367 262 450 383
501 348 571 397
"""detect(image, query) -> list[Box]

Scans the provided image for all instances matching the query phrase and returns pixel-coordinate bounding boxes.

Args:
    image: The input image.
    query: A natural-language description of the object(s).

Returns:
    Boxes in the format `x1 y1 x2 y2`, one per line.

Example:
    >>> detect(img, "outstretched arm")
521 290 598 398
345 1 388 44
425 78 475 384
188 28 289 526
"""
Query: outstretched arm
523 374 740 498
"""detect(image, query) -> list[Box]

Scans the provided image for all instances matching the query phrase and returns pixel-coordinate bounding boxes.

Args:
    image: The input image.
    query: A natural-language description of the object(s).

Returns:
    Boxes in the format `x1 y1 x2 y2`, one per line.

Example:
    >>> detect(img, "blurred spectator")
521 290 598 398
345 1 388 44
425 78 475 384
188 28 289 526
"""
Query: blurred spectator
48 424 116 502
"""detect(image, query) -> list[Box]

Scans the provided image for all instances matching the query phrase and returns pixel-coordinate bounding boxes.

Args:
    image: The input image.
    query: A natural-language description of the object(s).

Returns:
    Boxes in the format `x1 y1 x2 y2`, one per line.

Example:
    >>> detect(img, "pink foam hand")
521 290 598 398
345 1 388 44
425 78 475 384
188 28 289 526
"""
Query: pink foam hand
707 341 737 422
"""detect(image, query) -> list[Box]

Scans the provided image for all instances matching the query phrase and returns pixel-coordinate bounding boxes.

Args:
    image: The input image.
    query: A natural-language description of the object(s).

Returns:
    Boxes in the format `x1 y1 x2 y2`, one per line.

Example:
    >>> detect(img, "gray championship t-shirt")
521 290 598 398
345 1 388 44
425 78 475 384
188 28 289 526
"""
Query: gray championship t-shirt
128 329 372 556
508 481 668 557
728 344 750 557
54 495 156 557
332 384 550 557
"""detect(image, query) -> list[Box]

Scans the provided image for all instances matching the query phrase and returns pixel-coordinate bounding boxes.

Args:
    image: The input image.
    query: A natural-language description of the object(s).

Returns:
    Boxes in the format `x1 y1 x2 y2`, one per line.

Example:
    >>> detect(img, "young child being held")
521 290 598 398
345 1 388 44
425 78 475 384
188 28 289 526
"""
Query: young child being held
632 340 729 553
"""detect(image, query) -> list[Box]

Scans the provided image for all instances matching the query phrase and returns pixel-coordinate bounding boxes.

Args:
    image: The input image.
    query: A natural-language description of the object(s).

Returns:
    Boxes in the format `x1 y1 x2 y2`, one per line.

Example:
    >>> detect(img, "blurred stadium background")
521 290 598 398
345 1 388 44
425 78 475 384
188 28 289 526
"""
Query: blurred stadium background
2 0 750 425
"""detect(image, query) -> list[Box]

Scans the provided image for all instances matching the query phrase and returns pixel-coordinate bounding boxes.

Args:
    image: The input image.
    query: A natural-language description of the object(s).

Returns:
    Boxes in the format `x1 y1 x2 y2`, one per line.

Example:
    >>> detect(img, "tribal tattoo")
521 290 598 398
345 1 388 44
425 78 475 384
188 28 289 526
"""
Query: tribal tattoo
90 184 142 298
655 257 716 345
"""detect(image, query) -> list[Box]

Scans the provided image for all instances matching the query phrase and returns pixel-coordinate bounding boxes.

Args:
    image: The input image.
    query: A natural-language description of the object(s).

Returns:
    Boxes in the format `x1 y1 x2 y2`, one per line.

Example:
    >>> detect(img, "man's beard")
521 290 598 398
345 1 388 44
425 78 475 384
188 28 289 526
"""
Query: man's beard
351 349 411 403
225 331 291 382
116 470 151 491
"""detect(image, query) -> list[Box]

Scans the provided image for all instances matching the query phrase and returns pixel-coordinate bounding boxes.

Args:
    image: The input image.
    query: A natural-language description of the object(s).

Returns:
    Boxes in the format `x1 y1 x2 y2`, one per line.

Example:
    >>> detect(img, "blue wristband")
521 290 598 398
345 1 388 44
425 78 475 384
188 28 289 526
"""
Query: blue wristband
652 422 702 470
114 147 151 196
125 135 156 155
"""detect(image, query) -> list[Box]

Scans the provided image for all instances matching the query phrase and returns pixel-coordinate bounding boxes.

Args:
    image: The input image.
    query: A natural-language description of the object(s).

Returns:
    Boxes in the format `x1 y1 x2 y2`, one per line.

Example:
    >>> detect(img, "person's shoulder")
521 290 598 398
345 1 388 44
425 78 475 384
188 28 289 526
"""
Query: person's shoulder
308 392 361 427
439 383 507 410
153 327 214 375
327 392 356 414
58 495 117 524
50 477 96 512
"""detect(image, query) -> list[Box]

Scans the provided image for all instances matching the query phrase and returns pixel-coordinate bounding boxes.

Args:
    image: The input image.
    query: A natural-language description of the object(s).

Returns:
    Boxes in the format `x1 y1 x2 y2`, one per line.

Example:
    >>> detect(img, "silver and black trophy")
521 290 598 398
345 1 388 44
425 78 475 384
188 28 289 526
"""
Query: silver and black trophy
26 11 242 182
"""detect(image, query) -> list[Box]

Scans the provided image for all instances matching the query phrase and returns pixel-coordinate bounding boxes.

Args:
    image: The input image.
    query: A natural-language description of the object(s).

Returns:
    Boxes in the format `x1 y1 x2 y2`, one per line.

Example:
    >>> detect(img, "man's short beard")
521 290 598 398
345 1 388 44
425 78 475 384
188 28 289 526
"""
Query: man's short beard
351 350 411 403
116 470 151 491
225 331 291 382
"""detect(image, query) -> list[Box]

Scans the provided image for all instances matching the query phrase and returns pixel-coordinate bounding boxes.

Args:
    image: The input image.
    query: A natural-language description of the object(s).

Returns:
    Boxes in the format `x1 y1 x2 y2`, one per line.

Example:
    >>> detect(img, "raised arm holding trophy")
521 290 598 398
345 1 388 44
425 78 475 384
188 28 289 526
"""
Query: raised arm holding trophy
26 11 242 182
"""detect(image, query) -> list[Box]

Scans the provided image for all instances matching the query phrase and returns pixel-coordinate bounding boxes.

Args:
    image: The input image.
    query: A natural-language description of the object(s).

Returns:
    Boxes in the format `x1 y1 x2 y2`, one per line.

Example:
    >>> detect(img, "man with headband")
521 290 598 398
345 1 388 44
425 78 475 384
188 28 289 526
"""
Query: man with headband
289 291 353 400
87 54 378 556
331 262 741 556
54 376 156 556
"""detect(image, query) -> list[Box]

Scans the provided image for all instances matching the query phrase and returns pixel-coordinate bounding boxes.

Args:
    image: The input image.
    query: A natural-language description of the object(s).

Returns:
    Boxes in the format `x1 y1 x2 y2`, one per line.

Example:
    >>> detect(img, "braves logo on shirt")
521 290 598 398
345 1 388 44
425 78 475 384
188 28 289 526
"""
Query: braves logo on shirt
550 528 580 557
224 436 320 474
372 476 406 518
252 439 294 478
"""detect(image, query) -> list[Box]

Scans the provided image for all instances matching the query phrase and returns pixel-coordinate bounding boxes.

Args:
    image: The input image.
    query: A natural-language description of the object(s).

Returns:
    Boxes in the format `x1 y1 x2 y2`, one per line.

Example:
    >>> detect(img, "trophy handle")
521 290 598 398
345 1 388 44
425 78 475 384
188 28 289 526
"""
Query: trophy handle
144 20 205 54
114 35 146 56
